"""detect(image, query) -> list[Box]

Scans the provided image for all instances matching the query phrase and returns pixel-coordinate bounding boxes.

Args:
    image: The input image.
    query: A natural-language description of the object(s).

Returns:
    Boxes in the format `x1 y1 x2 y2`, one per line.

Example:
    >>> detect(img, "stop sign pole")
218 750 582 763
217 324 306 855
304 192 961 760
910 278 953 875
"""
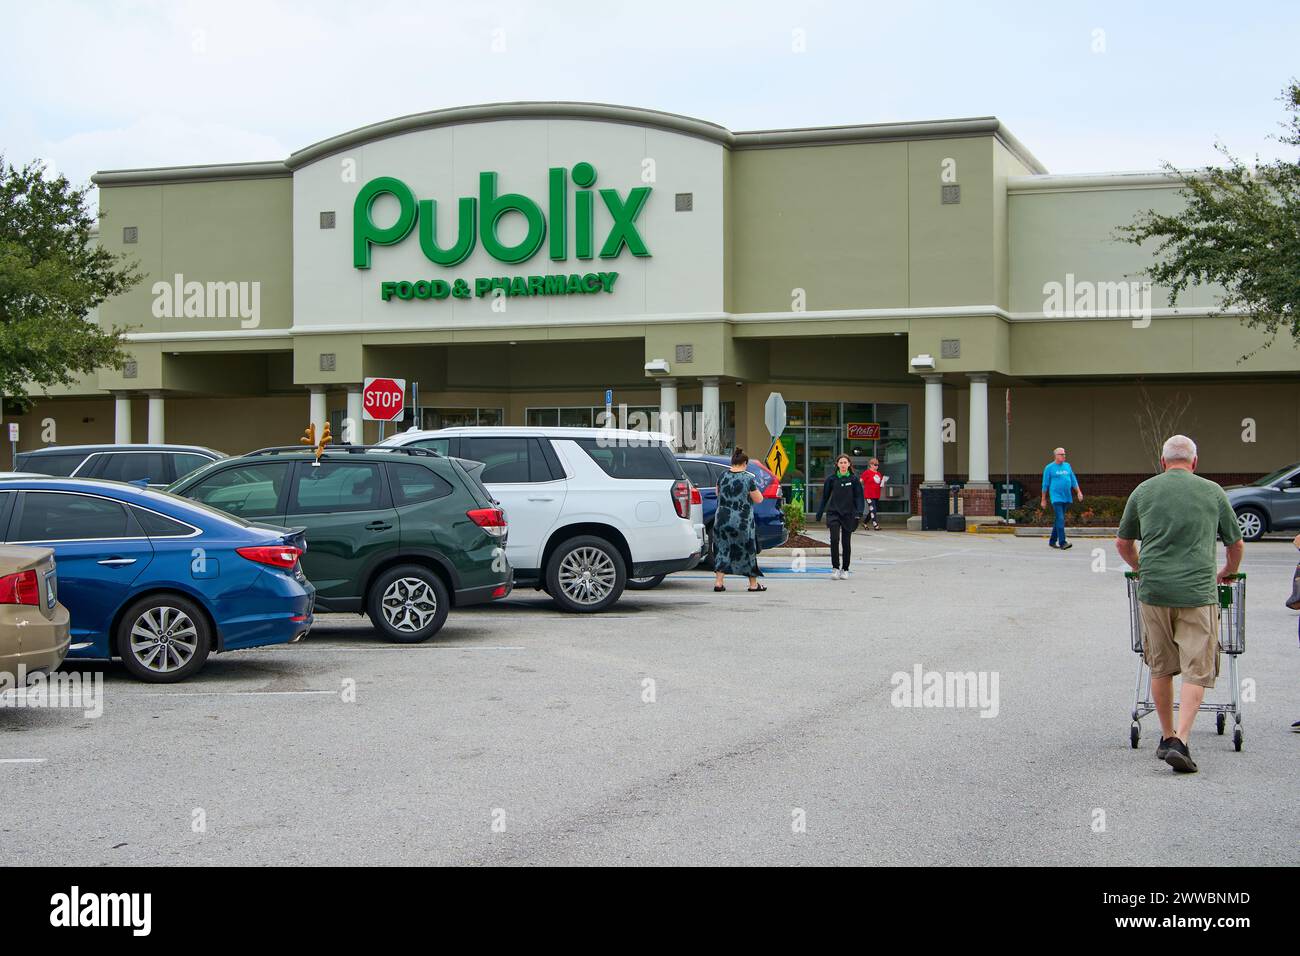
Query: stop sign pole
363 377 406 441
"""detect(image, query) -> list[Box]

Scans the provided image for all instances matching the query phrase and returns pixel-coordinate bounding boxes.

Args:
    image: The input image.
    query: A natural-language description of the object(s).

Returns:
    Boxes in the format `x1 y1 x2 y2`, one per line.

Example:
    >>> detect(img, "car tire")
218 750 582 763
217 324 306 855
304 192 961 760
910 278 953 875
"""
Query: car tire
545 535 626 613
117 593 212 683
700 524 716 570
1235 507 1266 542
368 565 450 643
626 573 667 590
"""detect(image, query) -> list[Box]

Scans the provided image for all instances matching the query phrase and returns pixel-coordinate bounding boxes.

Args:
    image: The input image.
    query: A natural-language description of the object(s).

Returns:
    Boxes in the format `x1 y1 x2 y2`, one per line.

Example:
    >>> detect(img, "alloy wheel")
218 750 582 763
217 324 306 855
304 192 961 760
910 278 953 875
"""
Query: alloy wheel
381 577 439 633
1237 511 1262 539
129 606 199 673
557 547 618 605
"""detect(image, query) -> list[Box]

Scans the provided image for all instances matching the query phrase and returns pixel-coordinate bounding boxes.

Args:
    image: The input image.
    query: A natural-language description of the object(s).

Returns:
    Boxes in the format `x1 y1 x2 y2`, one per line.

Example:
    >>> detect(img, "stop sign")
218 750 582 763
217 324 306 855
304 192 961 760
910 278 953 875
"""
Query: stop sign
362 377 405 422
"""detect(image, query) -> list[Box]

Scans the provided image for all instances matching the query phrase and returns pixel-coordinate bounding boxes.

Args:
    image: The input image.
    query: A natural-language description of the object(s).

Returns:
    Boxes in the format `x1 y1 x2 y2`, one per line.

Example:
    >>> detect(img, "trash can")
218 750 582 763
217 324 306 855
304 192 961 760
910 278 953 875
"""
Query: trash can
920 486 949 530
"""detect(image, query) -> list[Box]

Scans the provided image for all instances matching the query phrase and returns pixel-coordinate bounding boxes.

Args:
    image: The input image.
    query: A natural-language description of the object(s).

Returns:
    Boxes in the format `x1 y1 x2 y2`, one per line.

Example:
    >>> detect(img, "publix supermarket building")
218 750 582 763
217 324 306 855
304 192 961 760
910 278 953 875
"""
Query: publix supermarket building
15 102 1300 516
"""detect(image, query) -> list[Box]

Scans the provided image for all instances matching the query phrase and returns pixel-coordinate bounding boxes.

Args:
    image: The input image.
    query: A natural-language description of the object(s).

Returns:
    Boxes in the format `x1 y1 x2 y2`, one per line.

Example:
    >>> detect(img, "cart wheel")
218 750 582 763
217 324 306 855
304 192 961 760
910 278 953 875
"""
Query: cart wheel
1233 728 1243 752
1216 713 1226 735
1130 724 1140 749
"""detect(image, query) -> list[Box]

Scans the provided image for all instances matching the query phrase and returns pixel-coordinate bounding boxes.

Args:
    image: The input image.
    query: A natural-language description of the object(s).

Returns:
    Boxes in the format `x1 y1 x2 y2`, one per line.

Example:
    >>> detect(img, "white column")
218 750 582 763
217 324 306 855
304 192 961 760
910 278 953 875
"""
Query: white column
967 373 990 485
700 377 720 454
114 393 132 444
922 374 944 485
147 392 165 444
346 386 364 445
308 386 328 440
658 378 679 449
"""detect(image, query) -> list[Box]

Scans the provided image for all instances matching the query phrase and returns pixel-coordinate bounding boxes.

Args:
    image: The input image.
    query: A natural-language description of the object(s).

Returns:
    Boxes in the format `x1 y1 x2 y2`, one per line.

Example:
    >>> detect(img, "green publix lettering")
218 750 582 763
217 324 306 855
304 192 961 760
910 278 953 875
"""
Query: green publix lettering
354 163 651 269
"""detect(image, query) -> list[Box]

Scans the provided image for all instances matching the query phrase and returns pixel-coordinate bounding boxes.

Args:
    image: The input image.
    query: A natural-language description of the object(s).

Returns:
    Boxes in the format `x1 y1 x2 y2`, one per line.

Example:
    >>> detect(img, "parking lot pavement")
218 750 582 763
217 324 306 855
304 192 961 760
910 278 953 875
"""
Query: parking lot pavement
1 532 1296 866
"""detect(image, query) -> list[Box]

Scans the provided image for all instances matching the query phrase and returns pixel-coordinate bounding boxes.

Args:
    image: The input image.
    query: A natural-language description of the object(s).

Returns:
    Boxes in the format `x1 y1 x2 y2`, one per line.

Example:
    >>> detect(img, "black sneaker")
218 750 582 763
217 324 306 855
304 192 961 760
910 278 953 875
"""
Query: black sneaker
1048 542 1059 549
1155 736 1174 759
1163 738 1198 773
1060 542 1073 550
1291 720 1300 733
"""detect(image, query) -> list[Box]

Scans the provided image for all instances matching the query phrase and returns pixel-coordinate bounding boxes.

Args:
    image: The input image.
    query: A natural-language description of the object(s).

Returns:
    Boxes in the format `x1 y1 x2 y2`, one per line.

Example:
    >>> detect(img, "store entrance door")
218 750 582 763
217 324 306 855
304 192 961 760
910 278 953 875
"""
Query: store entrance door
806 430 839 515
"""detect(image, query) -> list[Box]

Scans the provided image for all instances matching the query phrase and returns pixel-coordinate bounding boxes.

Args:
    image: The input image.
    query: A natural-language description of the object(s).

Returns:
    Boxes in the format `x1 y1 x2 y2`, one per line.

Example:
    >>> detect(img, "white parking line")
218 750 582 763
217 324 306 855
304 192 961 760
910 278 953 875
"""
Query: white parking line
131 690 341 698
0 758 47 764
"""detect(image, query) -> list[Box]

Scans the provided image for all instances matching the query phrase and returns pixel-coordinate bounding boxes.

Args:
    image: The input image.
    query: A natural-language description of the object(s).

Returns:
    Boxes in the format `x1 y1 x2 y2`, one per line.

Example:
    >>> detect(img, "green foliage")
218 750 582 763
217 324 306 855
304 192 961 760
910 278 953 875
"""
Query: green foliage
781 492 806 536
1010 495 1129 526
1119 83 1300 353
0 157 139 406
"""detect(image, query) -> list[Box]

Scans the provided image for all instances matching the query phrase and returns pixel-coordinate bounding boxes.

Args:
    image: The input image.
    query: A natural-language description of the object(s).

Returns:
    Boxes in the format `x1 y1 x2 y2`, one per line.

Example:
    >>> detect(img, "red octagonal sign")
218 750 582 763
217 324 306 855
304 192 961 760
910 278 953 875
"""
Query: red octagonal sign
362 377 405 422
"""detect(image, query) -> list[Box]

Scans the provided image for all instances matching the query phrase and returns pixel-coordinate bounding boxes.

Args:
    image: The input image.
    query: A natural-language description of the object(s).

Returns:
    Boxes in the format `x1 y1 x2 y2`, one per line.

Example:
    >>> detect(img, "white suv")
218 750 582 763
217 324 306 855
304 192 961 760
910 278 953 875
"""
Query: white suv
379 427 703 612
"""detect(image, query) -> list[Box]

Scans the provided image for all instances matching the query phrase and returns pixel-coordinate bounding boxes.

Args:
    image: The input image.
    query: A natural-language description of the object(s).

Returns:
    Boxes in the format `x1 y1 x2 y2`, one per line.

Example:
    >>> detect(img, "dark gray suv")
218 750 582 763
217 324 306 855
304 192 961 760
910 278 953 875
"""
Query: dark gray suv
13 444 224 487
1224 462 1300 541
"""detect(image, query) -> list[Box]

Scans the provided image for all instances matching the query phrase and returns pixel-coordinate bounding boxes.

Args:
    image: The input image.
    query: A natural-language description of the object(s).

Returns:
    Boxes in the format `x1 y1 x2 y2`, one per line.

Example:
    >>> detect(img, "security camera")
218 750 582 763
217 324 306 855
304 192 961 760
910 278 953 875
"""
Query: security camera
910 354 936 370
644 358 670 374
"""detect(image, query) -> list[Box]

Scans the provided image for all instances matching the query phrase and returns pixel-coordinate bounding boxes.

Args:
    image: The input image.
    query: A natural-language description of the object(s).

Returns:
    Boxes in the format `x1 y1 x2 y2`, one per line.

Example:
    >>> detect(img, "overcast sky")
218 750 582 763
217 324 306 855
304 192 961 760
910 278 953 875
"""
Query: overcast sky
2 0 1296 189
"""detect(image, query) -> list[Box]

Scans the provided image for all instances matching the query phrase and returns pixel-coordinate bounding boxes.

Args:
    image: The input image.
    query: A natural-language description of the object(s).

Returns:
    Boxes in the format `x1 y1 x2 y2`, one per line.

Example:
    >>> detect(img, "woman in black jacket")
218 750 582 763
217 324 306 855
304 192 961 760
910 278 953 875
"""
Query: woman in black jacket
815 455 864 579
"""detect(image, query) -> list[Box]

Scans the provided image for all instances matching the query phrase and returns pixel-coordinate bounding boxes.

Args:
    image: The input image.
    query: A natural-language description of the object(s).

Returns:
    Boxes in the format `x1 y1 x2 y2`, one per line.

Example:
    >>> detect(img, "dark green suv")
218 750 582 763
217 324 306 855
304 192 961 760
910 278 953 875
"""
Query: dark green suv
166 446 511 642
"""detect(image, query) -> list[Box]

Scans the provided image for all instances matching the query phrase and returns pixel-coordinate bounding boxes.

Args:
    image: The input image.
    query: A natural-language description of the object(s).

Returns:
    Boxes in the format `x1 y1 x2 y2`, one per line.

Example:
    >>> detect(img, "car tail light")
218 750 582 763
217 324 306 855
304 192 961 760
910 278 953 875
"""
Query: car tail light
671 479 691 519
690 485 702 505
467 507 507 537
492 584 508 598
0 568 40 606
757 464 781 498
236 545 303 569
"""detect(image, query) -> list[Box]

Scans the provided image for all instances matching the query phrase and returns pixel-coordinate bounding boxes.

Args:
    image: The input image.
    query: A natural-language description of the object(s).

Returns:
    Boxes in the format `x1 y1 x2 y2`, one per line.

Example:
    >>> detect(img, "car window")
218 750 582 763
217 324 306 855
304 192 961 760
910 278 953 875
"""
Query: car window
171 453 214 481
185 462 291 519
97 452 167 484
131 506 196 537
14 452 86 476
680 460 714 488
461 437 535 483
708 463 729 485
408 437 451 456
15 492 132 541
388 463 453 505
290 461 383 513
572 439 684 480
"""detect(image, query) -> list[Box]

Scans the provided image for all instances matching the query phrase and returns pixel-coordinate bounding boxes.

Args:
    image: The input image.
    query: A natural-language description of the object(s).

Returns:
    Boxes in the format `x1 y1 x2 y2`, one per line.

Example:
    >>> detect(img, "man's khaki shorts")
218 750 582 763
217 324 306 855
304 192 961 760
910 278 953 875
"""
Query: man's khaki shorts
1138 602 1220 688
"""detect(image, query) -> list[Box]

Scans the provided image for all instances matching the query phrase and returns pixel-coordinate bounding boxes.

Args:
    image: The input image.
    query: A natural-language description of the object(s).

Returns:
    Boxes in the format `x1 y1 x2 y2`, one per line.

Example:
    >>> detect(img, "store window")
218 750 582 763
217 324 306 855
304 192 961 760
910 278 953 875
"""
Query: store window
678 401 735 452
778 401 911 515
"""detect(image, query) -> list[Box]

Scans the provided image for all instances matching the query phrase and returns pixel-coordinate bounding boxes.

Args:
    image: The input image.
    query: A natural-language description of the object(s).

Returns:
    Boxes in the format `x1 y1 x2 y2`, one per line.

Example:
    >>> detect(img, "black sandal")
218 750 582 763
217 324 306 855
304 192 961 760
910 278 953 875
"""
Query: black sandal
747 584 767 592
713 585 726 592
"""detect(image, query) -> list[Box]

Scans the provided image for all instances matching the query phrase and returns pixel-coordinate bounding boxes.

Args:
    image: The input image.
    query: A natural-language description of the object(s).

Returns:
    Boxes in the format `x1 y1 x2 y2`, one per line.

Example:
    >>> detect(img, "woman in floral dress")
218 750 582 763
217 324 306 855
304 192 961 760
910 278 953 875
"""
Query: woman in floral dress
712 448 766 592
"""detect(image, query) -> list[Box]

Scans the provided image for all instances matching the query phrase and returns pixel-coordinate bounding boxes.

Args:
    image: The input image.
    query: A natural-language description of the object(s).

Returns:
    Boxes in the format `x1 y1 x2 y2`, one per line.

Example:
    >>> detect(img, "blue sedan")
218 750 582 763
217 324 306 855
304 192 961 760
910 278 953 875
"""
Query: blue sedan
0 478 315 682
675 455 788 562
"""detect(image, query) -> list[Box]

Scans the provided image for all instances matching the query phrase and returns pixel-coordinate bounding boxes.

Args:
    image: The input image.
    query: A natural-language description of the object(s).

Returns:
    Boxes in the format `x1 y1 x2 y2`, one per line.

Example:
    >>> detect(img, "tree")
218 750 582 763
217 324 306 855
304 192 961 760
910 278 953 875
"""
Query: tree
1120 82 1300 352
1133 383 1192 475
0 157 139 408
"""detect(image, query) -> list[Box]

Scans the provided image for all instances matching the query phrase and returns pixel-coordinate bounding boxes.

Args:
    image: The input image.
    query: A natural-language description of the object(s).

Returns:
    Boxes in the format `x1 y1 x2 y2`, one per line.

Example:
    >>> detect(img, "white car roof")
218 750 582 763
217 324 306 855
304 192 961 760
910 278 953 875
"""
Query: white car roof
383 426 674 444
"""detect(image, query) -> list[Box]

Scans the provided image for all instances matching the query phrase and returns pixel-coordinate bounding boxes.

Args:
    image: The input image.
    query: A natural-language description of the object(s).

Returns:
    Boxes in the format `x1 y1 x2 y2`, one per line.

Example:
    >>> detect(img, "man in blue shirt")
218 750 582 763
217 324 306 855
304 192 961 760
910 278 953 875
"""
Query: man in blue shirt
1040 446 1083 550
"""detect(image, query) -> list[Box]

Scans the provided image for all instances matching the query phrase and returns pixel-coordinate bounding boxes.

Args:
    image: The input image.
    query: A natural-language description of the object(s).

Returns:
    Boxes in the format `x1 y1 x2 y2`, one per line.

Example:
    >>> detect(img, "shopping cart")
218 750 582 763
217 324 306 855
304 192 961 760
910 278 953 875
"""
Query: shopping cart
1126 571 1246 752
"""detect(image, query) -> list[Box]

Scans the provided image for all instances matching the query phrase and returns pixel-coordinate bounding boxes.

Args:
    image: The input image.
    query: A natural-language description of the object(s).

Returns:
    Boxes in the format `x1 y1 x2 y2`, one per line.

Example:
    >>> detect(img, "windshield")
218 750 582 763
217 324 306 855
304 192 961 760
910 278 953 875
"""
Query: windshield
1250 463 1300 487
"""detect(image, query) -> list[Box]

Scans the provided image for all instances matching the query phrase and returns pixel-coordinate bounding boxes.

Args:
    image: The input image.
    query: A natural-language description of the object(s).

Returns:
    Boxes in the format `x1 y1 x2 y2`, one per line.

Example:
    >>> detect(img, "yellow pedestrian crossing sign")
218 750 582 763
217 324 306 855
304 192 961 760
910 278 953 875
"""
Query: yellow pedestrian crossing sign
765 439 789 481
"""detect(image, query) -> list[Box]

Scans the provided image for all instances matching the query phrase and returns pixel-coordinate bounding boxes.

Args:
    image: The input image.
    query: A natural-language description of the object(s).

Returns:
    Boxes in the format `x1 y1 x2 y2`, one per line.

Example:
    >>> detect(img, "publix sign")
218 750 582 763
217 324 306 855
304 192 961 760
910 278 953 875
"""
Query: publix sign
353 162 650 302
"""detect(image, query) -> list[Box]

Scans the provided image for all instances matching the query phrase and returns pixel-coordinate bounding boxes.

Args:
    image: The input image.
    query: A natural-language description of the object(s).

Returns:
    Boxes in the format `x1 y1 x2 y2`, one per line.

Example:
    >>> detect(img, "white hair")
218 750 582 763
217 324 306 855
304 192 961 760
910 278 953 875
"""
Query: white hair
1161 434 1197 463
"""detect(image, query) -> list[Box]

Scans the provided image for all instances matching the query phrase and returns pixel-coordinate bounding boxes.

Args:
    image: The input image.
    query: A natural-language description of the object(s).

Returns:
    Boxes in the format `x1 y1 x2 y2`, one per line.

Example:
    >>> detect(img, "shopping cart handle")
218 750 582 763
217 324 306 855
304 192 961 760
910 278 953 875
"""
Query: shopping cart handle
1124 571 1139 579
1223 572 1246 580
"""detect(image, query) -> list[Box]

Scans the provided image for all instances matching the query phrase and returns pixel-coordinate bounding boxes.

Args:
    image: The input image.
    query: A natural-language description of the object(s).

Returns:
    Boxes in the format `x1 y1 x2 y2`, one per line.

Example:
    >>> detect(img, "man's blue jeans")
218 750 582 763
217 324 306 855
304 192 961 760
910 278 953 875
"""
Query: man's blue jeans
1049 502 1068 546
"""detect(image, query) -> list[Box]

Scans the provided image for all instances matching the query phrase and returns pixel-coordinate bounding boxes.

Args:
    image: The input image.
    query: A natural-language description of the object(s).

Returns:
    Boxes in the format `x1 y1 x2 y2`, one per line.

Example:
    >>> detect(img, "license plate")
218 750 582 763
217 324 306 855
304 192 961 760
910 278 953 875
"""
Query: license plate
44 568 57 609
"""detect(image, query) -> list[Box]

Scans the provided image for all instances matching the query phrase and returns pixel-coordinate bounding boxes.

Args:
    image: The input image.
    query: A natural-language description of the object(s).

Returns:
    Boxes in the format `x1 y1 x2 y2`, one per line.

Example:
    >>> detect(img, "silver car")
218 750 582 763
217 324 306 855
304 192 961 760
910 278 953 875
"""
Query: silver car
1225 462 1300 541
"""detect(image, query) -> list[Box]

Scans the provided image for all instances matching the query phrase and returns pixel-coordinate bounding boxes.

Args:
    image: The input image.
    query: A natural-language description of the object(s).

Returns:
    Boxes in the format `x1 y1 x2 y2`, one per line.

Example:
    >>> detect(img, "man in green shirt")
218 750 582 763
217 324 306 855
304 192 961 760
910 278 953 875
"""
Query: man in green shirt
1116 435 1244 774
